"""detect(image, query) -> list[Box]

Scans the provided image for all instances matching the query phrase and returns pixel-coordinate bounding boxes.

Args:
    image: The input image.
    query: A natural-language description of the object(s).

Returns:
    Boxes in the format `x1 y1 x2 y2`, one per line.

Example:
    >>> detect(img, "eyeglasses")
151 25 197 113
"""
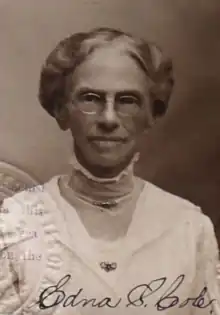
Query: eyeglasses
68 92 143 117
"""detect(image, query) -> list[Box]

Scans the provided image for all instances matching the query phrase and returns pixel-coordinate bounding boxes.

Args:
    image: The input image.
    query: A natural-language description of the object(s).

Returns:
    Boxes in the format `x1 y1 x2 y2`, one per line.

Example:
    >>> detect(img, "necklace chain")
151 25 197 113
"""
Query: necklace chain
74 191 133 210
60 175 135 216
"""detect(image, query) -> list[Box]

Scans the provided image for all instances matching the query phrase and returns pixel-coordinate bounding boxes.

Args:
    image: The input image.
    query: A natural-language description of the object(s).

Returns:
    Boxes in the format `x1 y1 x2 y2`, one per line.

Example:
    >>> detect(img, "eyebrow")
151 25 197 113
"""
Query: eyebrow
116 90 143 99
74 87 143 98
75 87 105 96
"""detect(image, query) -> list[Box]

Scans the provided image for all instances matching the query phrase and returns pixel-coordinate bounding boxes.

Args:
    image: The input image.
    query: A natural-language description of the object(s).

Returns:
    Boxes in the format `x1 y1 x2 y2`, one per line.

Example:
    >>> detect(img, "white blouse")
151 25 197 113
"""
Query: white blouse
0 176 219 315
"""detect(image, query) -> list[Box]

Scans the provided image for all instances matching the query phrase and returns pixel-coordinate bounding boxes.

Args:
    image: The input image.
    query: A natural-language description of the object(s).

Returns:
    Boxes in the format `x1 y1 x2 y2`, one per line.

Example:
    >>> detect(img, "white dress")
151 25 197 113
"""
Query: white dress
0 176 219 315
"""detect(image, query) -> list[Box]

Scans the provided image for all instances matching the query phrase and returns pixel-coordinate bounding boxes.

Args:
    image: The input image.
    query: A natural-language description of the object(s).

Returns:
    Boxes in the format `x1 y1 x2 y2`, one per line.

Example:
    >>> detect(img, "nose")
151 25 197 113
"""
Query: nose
97 96 119 132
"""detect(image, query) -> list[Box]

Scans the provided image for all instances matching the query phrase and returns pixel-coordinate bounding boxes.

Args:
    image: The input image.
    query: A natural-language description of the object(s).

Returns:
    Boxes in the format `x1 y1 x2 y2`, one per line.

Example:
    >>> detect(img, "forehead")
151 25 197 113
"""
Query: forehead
71 46 149 93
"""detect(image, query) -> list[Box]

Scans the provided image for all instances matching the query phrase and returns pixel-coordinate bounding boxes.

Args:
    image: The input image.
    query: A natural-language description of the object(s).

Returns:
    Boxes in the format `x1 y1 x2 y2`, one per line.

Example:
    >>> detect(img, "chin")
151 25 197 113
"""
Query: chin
92 158 123 169
77 144 135 175
89 153 132 171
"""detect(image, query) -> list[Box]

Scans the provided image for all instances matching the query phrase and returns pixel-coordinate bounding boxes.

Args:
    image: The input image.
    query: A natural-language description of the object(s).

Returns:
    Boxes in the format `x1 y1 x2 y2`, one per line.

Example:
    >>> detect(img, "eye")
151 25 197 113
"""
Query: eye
116 94 142 116
118 95 140 105
80 92 101 103
76 92 102 114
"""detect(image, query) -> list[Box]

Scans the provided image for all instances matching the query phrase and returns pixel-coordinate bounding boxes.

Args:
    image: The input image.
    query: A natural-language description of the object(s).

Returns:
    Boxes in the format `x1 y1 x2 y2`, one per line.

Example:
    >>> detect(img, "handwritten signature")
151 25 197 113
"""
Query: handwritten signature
35 274 216 312
127 274 216 312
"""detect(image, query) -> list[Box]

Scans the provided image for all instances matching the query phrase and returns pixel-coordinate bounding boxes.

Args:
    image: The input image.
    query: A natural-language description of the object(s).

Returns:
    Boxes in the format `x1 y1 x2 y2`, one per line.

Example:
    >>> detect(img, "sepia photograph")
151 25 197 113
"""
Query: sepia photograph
0 0 220 314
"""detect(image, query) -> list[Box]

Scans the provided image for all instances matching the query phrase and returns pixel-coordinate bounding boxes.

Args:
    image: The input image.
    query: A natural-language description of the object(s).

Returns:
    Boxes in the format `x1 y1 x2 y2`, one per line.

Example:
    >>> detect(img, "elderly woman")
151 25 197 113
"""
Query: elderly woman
0 27 219 315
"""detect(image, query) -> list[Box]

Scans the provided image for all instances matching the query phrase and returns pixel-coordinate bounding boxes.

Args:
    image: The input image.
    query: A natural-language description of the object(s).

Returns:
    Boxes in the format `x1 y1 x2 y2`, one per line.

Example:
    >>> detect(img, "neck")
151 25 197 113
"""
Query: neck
74 145 136 178
68 152 139 203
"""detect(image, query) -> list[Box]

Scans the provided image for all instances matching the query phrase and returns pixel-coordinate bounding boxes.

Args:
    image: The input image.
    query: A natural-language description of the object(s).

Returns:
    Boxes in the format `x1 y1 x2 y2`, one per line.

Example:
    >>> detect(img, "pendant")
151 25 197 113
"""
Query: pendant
100 261 117 272
92 200 118 209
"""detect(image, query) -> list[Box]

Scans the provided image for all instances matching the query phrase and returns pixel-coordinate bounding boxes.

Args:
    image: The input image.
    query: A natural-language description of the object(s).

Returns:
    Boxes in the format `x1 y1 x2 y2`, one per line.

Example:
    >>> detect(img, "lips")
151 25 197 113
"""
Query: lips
89 136 126 141
89 138 125 151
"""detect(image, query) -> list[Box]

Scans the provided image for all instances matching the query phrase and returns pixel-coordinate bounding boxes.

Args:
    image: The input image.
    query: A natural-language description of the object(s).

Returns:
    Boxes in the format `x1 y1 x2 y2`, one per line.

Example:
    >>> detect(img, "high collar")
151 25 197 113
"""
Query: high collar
67 152 139 202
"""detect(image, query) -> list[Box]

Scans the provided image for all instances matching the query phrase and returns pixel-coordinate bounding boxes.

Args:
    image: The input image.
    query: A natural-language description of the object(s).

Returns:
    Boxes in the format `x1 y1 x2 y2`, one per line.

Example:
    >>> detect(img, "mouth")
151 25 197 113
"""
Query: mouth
89 137 127 150
89 136 127 142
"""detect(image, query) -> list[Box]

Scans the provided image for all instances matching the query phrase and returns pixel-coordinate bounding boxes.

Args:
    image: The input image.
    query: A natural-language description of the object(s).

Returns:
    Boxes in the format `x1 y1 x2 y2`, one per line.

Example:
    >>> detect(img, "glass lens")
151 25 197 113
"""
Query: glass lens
76 92 103 114
70 93 142 116
116 95 141 116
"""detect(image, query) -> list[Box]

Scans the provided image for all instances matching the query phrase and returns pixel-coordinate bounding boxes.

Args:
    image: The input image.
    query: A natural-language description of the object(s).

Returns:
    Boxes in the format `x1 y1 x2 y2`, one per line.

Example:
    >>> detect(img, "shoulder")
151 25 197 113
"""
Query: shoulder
2 183 45 216
0 187 41 245
139 179 219 257
1 175 59 213
140 178 201 212
0 177 58 238
140 178 214 232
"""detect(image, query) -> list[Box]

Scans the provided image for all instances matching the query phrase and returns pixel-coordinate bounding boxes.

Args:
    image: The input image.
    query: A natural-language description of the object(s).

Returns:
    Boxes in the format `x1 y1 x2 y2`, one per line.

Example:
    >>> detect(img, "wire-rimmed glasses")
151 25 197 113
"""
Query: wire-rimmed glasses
68 91 143 117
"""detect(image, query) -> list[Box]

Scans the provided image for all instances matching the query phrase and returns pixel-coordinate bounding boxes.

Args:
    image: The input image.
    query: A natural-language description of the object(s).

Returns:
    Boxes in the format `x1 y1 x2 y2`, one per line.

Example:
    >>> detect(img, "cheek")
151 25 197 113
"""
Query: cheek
68 110 90 138
125 113 149 135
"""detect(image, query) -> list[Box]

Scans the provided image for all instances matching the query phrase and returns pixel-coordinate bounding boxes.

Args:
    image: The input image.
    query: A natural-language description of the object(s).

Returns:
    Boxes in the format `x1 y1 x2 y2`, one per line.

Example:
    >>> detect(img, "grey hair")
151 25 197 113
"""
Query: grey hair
38 27 174 118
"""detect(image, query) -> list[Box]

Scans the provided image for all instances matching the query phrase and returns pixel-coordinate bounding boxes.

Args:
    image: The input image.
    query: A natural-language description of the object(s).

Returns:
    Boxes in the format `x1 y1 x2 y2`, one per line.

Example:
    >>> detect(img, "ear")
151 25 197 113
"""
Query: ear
54 105 70 131
148 44 174 119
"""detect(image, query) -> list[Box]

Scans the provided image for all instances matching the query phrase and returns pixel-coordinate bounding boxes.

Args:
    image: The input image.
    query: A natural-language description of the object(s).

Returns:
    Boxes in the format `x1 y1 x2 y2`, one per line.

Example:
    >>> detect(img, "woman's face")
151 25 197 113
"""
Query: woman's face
65 46 152 176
